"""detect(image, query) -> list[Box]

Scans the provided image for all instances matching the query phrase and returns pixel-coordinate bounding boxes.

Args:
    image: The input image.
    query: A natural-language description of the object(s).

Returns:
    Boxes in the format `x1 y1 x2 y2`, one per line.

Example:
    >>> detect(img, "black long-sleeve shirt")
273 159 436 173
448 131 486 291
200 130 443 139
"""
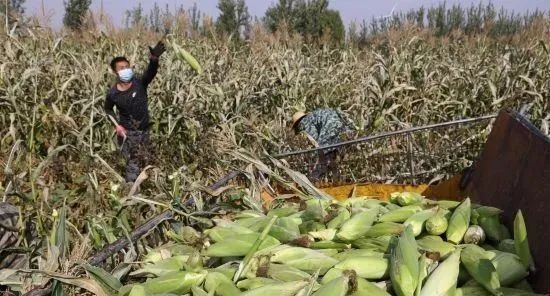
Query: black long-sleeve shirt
104 58 159 131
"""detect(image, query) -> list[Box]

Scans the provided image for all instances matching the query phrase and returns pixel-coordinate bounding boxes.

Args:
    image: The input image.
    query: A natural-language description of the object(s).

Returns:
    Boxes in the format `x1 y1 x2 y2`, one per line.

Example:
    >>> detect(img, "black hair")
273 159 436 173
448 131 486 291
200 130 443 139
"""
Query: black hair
110 56 130 72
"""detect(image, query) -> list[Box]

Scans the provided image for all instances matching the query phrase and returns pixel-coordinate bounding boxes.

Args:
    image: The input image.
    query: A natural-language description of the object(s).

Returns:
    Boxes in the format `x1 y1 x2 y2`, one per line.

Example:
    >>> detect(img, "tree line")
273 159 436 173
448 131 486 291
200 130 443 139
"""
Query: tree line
2 0 549 44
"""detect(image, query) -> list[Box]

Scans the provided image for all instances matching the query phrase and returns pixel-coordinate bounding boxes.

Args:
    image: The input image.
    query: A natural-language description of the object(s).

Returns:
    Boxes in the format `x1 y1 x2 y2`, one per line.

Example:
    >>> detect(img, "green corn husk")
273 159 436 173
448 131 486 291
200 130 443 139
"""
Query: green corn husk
336 207 379 241
391 226 420 296
333 249 386 261
425 210 449 236
204 272 241 296
268 207 299 218
378 205 422 223
299 221 327 234
479 215 505 242
309 229 337 241
267 263 311 282
498 239 516 254
141 271 207 295
455 286 492 296
416 236 456 259
270 246 338 275
171 41 203 74
313 271 356 296
386 203 402 211
205 233 280 257
499 288 547 296
316 248 340 256
500 224 512 240
436 200 461 210
130 255 189 277
512 280 534 292
460 245 501 295
335 256 390 279
205 223 255 242
301 199 330 221
326 208 351 230
241 280 309 296
352 277 391 296
321 268 345 284
365 222 406 238
446 198 471 244
191 286 208 296
237 278 282 290
310 240 349 250
390 192 424 206
415 254 436 296
514 210 535 272
405 209 438 237
234 210 266 219
457 264 473 286
353 235 394 253
419 249 462 296
489 250 529 286
340 197 384 208
128 285 147 296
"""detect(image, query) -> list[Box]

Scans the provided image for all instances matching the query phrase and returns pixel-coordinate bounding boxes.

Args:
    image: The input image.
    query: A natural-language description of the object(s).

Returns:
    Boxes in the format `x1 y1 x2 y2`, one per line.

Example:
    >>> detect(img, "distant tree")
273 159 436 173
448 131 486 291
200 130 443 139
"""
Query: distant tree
1 0 25 25
149 2 162 32
264 0 295 33
216 0 250 37
189 2 202 33
63 0 91 30
125 2 147 29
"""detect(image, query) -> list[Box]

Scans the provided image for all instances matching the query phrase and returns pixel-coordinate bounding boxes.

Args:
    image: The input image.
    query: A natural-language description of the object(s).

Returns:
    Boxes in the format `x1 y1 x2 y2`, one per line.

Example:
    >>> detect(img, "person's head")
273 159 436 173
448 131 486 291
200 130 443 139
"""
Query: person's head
291 111 307 133
110 56 133 83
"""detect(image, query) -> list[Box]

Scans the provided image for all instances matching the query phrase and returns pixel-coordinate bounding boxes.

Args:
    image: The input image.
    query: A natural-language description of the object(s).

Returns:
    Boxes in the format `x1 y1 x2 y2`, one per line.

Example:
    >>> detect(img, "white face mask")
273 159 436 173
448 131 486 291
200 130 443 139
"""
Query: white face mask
118 68 134 83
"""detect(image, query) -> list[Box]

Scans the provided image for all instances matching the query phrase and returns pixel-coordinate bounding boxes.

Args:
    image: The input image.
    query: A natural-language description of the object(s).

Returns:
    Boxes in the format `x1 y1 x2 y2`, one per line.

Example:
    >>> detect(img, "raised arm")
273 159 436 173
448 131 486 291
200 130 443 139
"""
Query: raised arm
140 58 159 88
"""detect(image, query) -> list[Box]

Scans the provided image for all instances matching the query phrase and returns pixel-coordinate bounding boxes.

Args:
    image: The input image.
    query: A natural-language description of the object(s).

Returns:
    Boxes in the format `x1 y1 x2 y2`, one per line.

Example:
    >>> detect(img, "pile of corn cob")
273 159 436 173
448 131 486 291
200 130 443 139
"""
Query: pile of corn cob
117 192 540 296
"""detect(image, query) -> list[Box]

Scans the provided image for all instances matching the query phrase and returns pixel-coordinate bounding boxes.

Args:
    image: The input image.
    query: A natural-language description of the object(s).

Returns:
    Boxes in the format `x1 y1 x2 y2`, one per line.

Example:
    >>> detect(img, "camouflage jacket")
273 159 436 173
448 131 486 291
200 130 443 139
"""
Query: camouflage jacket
296 108 355 147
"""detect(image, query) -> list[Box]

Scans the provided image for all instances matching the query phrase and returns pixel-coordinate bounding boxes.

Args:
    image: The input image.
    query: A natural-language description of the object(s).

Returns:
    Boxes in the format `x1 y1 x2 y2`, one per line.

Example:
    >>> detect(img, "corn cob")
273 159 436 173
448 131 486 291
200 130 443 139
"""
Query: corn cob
488 250 529 286
301 199 330 221
171 40 203 74
425 209 449 236
419 249 461 296
334 256 390 279
352 235 394 253
141 271 207 295
309 229 336 241
435 200 461 210
404 209 437 237
464 225 486 245
312 271 355 296
460 245 501 295
270 246 338 274
340 197 384 208
241 280 309 296
205 233 280 257
326 208 351 229
310 240 349 250
478 214 505 242
455 286 492 296
512 280 534 292
321 268 345 284
237 278 282 290
390 192 424 206
446 198 471 244
266 263 311 282
268 207 299 218
415 254 434 296
416 236 455 260
333 249 386 261
336 207 379 241
390 226 420 296
514 210 535 272
352 277 391 296
205 223 255 242
379 205 422 223
300 221 327 234
130 255 189 277
191 286 209 296
365 222 405 238
204 271 241 296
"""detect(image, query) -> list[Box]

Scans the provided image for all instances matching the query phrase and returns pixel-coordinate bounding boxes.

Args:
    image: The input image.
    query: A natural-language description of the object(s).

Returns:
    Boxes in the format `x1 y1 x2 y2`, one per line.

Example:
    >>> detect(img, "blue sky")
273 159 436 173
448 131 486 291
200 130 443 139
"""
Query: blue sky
25 0 550 28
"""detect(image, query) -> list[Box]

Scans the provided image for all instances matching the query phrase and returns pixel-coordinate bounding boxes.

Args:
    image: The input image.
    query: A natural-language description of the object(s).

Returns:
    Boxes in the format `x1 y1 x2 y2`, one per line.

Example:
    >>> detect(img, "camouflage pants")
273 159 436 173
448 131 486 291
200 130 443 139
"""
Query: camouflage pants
118 130 151 183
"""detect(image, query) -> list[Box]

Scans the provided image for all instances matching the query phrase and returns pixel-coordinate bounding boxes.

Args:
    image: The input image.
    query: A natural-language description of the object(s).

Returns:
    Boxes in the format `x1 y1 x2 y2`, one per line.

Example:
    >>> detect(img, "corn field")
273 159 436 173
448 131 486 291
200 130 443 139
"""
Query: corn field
0 21 549 294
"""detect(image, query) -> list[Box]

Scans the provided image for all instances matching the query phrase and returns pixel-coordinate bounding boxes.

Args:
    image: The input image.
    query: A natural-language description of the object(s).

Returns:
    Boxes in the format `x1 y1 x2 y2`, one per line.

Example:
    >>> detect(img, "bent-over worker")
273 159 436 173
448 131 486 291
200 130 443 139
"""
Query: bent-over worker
291 108 355 180
104 41 166 183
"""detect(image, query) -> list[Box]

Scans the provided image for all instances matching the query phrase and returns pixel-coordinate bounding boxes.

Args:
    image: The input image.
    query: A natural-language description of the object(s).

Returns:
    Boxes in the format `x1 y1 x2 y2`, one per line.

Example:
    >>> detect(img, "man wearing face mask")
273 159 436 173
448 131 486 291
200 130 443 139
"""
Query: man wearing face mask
104 41 166 183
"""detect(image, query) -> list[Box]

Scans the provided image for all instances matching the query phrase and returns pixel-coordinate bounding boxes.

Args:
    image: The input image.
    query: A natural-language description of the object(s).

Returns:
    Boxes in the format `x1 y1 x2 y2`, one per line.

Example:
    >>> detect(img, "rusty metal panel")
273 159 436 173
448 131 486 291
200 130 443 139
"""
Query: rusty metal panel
465 109 550 292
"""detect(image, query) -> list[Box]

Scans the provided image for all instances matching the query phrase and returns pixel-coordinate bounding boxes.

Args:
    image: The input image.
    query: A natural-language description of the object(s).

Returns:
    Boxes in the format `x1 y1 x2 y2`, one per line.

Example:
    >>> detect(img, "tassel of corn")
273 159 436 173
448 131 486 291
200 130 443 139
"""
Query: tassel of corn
171 40 203 75
334 256 390 279
204 272 241 296
313 270 356 296
336 207 379 241
141 271 207 295
241 280 309 296
416 236 456 260
514 210 535 272
352 277 391 296
488 250 529 286
419 249 462 296
365 222 405 238
391 226 420 296
460 245 501 296
378 205 422 223
446 198 471 244
405 208 437 237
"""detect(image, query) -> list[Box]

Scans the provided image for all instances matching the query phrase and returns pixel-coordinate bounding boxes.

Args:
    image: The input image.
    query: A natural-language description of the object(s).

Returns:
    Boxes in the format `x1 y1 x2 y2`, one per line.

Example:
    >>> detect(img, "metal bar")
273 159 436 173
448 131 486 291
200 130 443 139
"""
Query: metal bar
407 134 416 185
274 114 497 158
